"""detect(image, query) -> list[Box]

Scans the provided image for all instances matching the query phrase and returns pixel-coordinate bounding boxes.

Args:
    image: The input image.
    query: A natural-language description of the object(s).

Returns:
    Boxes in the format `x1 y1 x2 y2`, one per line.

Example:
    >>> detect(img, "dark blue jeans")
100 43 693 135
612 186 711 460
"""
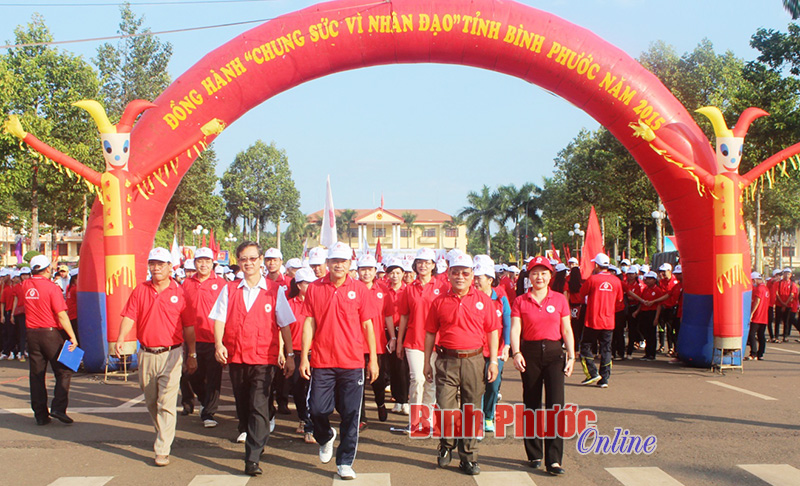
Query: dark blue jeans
309 367 364 466
580 327 612 381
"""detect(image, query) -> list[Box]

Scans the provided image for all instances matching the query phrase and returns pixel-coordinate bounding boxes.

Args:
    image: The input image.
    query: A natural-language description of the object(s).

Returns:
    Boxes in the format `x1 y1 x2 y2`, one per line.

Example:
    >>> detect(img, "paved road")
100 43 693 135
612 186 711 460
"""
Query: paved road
1 342 799 486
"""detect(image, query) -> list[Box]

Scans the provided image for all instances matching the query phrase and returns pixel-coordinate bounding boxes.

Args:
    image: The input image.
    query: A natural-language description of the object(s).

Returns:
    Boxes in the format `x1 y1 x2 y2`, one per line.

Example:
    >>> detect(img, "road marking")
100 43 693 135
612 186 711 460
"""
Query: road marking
188 475 252 486
707 381 778 401
739 464 800 486
332 472 390 485
769 347 800 355
48 477 114 486
0 405 238 415
606 467 685 485
474 471 537 486
118 394 145 408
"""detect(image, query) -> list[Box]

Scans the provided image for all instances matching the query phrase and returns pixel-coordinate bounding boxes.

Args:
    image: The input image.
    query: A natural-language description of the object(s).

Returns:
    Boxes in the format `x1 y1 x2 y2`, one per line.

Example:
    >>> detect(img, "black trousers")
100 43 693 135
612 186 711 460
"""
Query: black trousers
569 304 585 347
27 328 72 421
638 310 658 359
611 310 626 358
2 311 15 355
625 306 641 356
580 328 612 382
520 339 565 466
361 353 388 421
288 354 311 432
389 344 409 404
15 314 26 355
767 306 775 340
748 323 767 358
229 363 276 464
182 342 222 420
775 307 792 339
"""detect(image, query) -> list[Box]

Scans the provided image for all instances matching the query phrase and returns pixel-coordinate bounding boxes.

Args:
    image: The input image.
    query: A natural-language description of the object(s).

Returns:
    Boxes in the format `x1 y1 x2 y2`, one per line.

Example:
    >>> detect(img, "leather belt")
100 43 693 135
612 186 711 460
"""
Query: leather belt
141 344 181 354
28 327 59 332
436 346 482 359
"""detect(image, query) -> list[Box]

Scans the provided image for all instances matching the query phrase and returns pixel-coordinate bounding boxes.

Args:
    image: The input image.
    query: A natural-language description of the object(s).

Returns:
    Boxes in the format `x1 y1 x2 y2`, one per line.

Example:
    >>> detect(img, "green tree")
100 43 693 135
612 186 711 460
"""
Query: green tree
497 183 539 262
94 2 172 117
459 185 500 255
443 214 464 250
338 209 357 246
0 15 101 251
402 211 418 248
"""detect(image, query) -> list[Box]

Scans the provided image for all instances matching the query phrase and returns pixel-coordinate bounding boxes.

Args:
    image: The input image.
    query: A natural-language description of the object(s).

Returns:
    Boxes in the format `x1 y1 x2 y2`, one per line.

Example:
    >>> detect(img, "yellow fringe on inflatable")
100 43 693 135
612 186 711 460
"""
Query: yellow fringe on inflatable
715 253 751 294
105 254 136 295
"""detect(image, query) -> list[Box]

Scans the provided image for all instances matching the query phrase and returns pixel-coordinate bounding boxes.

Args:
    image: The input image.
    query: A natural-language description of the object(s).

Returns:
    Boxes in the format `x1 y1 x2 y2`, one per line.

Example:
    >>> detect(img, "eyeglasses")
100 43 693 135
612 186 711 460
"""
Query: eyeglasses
239 256 260 263
449 270 473 277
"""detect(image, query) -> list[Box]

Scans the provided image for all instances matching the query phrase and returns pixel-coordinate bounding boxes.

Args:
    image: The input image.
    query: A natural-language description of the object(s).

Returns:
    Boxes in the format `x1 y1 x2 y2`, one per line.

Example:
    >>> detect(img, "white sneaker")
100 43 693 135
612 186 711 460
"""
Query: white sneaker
337 464 356 480
269 416 275 433
402 403 410 415
392 403 402 413
203 419 218 428
8 352 14 360
236 432 247 443
319 427 337 464
0 354 7 360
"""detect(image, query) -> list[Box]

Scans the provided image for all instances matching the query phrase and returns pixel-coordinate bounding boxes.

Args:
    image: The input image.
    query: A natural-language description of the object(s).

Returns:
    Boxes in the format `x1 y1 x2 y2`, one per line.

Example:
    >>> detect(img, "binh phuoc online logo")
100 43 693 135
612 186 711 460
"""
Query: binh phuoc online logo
409 403 597 440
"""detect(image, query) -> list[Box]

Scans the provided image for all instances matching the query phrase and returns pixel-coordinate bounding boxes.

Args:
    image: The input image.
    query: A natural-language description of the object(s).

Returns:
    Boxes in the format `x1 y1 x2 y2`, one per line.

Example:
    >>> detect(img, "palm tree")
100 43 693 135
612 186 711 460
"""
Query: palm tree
338 209 358 246
443 214 464 249
784 0 800 19
402 211 418 249
497 183 541 262
459 185 500 255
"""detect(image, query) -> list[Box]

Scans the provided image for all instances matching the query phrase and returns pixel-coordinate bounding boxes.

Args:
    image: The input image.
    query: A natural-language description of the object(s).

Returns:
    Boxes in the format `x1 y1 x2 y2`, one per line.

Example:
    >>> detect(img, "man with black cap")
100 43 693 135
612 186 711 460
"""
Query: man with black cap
578 253 622 387
23 255 79 425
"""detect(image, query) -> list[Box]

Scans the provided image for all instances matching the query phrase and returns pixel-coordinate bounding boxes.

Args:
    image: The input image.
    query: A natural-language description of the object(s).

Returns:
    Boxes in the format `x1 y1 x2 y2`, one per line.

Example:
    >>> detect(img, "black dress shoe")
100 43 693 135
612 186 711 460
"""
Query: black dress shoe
528 459 542 469
436 446 452 468
459 461 480 476
36 416 51 426
244 461 262 476
377 404 388 422
547 463 566 475
50 411 73 424
180 404 193 416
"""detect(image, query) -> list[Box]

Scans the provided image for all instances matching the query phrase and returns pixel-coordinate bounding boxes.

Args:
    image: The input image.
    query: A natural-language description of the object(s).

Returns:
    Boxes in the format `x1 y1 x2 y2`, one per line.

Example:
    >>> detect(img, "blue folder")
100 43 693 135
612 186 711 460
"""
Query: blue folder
57 340 84 372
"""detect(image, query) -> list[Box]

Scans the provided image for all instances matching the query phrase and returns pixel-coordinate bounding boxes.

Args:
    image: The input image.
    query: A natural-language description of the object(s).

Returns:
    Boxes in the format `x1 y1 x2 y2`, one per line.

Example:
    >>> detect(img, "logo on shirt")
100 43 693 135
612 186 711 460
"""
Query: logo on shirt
546 305 556 313
475 302 484 310
25 288 39 300
377 292 384 299
170 296 179 304
211 284 218 290
599 282 613 291
434 289 440 295
348 291 356 300
496 309 502 318
265 303 273 313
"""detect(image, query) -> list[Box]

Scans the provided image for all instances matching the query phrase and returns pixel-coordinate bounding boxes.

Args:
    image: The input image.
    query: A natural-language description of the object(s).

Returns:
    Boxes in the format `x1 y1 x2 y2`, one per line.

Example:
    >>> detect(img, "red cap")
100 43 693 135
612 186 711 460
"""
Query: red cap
527 256 554 273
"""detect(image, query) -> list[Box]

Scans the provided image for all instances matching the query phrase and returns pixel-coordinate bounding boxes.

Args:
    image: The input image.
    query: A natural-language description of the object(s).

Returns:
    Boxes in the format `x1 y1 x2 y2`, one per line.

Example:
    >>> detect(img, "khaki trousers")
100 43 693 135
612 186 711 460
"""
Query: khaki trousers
435 353 485 462
139 347 183 456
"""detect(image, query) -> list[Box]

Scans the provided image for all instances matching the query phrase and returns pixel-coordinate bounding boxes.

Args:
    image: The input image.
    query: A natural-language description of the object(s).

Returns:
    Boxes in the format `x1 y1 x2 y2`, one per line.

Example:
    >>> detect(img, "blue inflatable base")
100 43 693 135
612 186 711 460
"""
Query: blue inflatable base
77 291 138 373
677 291 751 368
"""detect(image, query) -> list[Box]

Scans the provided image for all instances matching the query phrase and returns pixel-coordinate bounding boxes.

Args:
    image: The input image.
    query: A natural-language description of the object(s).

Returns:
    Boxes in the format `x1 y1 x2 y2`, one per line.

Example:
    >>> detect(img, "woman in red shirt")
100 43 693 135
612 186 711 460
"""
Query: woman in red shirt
510 256 574 476
632 272 664 361
287 267 316 443
565 267 584 350
384 259 409 414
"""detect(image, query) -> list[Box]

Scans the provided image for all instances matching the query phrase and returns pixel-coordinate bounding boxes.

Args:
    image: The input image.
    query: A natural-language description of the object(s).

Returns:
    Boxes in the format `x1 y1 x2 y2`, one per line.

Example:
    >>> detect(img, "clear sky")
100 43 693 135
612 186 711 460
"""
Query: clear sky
1 0 794 218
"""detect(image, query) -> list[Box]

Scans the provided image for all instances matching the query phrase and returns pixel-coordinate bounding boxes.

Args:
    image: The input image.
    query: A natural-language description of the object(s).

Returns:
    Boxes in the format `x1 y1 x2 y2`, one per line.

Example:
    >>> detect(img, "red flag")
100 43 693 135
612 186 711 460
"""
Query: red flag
550 242 561 263
210 229 219 254
563 244 571 262
376 237 382 262
622 250 626 260
52 245 59 264
380 194 384 210
201 234 207 248
580 206 605 280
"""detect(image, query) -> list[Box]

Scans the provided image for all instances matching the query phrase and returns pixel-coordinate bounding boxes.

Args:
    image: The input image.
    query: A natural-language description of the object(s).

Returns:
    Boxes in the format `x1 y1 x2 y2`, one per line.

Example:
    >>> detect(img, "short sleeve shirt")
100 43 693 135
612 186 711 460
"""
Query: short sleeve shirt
397 277 449 350
22 276 68 329
511 290 570 341
121 279 187 348
426 288 499 350
751 284 769 325
580 272 623 330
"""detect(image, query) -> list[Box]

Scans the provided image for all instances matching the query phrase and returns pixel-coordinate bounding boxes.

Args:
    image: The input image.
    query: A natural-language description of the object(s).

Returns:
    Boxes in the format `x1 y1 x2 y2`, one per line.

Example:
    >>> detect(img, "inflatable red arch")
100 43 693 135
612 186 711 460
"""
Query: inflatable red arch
72 0 746 370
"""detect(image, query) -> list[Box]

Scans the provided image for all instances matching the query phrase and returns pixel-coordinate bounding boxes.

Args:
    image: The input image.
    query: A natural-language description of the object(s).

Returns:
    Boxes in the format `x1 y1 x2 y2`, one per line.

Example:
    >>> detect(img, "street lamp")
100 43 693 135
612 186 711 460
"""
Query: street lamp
224 232 238 252
651 204 666 253
533 232 547 255
568 223 585 259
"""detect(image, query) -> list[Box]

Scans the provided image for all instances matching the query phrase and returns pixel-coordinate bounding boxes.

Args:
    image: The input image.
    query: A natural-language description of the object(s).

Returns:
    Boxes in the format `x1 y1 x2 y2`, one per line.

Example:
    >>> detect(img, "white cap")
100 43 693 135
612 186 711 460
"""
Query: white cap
357 254 377 268
641 264 650 273
214 265 225 275
445 248 465 264
294 267 317 283
236 271 244 279
555 263 568 272
175 268 185 278
549 259 557 266
474 260 495 278
621 259 631 266
750 271 762 280
508 265 520 273
592 253 610 267
658 262 672 272
264 248 283 260
568 257 579 264
414 248 436 262
449 253 474 268
0 268 8 277
436 258 448 274
12 270 21 278
401 260 414 272
609 265 622 275
772 268 782 276
69 268 79 277
385 258 403 271
783 267 792 273
195 247 214 260
626 267 638 274
308 247 326 265
30 254 51 272
285 258 303 269
184 259 196 270
327 242 352 260
148 247 172 263
673 265 682 274
20 266 31 275
644 271 658 279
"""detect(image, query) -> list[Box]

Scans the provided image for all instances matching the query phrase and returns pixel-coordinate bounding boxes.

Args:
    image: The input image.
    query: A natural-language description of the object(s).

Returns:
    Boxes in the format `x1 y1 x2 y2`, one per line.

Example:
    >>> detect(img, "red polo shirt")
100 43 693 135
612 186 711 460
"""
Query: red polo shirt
182 274 225 343
362 282 391 354
66 284 77 320
751 284 769 325
303 275 370 369
659 276 680 307
425 287 499 350
288 295 310 351
385 283 406 327
397 277 449 351
636 284 665 312
580 272 623 331
12 283 26 315
511 290 570 341
776 279 796 308
1 284 15 311
501 276 516 305
121 279 187 348
768 278 779 306
22 276 67 329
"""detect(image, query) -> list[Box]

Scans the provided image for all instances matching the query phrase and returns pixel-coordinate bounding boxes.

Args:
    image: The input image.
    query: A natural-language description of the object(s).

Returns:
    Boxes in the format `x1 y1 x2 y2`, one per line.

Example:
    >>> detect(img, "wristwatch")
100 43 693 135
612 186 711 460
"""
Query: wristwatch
286 352 295 357
188 353 197 358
